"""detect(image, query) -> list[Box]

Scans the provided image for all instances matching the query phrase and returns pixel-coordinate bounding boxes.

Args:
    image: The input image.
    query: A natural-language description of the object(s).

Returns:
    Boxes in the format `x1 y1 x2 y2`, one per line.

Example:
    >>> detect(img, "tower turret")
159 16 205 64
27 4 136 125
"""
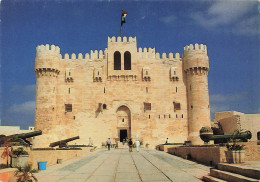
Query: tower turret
183 43 211 145
34 44 61 147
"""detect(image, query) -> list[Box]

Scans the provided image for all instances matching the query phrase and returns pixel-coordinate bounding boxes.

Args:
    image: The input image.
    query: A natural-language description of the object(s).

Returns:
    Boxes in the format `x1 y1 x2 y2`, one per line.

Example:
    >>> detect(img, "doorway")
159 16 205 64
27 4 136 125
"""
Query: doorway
120 130 127 142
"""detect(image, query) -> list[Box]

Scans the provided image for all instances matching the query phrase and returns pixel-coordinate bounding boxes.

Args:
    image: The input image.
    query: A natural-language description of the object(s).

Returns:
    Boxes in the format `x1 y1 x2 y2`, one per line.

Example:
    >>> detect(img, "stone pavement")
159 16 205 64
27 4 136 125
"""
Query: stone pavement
34 148 210 182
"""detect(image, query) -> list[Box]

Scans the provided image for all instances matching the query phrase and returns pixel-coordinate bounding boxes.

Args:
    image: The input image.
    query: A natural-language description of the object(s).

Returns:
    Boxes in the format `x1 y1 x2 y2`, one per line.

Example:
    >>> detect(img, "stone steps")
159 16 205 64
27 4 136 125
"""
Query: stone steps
203 175 227 182
210 168 259 182
218 163 260 179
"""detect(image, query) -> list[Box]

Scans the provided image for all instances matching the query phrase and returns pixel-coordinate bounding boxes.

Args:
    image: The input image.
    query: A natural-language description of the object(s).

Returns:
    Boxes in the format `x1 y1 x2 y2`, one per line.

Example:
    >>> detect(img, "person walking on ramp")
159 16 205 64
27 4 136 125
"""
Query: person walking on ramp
135 139 140 152
128 138 133 152
107 138 111 150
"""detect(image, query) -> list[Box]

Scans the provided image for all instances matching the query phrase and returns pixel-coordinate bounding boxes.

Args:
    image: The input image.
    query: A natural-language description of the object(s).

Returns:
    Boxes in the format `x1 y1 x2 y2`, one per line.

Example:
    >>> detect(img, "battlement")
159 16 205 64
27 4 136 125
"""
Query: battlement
108 36 136 43
36 44 60 54
137 47 181 60
63 48 107 60
183 43 207 55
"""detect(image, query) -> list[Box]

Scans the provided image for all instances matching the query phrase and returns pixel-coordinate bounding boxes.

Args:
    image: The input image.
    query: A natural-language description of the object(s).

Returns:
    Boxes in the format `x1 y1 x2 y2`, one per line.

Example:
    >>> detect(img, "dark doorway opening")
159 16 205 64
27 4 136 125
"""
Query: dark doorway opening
120 130 127 142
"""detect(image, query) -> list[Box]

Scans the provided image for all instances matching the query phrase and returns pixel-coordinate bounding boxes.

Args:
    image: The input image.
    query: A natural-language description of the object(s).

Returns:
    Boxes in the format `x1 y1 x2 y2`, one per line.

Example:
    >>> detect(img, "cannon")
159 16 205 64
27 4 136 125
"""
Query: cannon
200 127 252 143
49 136 80 148
0 130 42 146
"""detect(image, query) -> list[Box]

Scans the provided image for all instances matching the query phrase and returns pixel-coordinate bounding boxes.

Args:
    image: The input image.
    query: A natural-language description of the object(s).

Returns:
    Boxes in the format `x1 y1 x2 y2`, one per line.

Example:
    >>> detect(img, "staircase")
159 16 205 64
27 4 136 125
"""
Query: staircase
203 162 260 182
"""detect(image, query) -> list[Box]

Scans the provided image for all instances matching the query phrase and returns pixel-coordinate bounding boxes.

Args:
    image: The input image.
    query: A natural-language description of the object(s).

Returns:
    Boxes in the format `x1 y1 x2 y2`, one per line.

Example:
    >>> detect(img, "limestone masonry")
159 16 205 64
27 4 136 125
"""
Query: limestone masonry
33 36 211 148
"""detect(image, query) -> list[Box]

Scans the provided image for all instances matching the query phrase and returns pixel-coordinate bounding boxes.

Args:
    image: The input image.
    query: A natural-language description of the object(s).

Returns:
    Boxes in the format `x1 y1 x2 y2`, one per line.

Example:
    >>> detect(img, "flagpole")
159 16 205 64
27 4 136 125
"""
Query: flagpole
120 24 123 37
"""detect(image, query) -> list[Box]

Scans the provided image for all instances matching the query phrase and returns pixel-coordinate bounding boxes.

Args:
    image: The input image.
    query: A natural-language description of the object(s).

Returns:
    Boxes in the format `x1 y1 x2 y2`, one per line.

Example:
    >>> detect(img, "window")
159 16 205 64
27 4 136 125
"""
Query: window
191 105 193 109
68 88 70 94
182 114 183 118
146 71 148 75
124 51 131 70
104 87 106 93
144 102 151 111
173 102 181 111
169 114 171 118
69 72 71 76
149 115 150 119
176 114 178 118
103 104 107 110
114 51 121 70
174 71 176 75
73 116 76 120
146 87 148 93
122 118 124 122
65 104 72 112
176 87 178 93
164 114 165 118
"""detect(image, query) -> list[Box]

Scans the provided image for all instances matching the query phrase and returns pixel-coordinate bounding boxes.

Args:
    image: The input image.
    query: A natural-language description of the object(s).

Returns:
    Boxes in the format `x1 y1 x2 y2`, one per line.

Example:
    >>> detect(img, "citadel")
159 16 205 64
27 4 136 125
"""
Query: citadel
33 36 211 148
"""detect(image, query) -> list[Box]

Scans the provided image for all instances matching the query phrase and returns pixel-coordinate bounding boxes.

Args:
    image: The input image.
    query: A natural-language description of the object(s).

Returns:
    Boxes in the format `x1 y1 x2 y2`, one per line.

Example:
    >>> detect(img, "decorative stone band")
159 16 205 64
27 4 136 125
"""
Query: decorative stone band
35 68 60 77
185 67 209 75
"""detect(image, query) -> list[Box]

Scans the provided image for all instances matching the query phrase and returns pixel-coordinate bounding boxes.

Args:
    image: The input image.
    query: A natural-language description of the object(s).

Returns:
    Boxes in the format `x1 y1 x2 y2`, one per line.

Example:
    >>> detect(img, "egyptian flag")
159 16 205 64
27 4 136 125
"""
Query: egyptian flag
121 11 127 25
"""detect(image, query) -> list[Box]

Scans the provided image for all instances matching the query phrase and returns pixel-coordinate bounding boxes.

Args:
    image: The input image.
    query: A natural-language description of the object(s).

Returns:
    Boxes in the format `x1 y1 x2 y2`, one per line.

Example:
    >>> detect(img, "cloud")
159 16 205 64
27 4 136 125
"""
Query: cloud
160 15 176 24
11 84 36 95
191 0 259 36
8 101 35 115
210 104 230 115
210 92 246 103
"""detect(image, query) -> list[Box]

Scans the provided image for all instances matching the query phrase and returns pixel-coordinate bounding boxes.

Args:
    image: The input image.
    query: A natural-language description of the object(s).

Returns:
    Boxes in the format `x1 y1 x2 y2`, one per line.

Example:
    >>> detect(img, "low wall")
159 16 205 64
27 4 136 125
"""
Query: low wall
168 146 227 167
157 144 183 152
28 147 93 169
167 141 260 167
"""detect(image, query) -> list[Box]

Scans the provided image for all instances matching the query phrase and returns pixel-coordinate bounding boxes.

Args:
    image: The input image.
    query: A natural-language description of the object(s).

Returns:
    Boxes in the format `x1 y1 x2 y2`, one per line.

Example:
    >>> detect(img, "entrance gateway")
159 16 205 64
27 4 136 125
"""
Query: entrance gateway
120 130 127 142
116 105 131 142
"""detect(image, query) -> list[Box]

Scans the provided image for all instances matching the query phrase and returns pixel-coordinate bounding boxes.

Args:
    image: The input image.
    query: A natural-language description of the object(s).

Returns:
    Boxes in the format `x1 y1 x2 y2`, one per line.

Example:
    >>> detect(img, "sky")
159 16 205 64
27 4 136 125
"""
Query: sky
0 0 259 129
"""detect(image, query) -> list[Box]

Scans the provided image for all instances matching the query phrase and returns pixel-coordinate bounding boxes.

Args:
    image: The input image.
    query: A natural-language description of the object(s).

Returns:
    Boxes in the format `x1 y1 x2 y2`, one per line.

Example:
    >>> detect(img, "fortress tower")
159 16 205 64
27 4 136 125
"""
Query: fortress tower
34 44 61 147
33 37 211 148
183 44 211 145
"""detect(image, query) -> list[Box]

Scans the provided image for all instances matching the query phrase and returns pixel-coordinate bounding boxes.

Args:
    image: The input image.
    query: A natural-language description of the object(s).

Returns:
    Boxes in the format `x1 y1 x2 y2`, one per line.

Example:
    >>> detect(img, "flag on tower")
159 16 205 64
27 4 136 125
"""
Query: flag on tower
121 11 127 25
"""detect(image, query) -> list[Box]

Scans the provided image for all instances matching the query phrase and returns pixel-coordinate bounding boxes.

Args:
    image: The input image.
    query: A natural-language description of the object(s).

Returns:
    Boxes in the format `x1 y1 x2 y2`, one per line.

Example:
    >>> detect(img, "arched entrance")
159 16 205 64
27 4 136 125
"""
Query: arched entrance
116 105 131 142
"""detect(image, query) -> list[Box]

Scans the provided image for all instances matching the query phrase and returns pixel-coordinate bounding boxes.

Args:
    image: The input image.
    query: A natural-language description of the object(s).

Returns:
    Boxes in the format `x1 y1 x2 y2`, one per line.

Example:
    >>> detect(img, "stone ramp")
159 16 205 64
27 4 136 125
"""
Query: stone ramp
34 148 211 181
203 161 260 182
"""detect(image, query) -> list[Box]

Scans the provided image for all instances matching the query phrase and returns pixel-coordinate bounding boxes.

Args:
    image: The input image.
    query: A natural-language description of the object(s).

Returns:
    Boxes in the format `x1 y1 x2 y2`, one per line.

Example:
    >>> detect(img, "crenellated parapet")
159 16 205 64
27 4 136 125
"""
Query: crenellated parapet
138 47 181 61
184 43 207 55
63 49 106 61
108 36 136 43
35 44 61 77
183 43 209 74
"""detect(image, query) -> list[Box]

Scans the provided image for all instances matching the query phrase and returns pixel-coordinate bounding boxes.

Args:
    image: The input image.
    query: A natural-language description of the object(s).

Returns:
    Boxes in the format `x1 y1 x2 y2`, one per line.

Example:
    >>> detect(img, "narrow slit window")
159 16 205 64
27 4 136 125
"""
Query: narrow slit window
176 87 178 92
104 87 106 93
146 87 148 93
169 114 171 118
149 115 150 119
68 88 70 94
182 114 183 118
103 104 107 110
176 114 178 118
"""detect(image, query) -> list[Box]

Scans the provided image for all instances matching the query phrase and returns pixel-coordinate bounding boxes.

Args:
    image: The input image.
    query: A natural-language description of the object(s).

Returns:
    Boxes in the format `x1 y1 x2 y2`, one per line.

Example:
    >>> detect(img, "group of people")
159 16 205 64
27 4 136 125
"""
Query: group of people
106 138 141 152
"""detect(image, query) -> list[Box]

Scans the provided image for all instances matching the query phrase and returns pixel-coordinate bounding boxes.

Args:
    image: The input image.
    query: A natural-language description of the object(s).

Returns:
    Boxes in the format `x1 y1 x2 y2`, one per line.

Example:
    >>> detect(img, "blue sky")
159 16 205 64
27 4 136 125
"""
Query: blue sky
0 0 259 129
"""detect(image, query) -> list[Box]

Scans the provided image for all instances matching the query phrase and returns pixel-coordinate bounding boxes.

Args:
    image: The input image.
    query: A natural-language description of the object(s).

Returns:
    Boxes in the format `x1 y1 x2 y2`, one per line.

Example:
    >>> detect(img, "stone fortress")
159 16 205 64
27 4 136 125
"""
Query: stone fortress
33 36 211 148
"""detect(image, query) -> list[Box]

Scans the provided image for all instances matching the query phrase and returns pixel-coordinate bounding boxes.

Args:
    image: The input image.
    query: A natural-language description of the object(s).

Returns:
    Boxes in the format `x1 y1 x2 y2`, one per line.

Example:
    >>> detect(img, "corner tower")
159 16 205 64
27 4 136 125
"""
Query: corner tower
183 44 211 145
34 44 61 147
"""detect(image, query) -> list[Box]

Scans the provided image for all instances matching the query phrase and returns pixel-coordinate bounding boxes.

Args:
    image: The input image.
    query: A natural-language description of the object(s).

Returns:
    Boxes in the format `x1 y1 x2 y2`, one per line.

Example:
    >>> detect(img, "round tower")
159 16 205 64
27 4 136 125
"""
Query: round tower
34 44 61 147
183 43 211 145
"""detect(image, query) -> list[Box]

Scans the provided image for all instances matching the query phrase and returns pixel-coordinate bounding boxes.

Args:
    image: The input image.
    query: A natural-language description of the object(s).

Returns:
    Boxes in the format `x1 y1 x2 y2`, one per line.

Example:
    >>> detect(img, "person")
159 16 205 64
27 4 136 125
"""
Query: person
107 138 111 150
128 138 133 152
135 139 140 152
165 138 169 144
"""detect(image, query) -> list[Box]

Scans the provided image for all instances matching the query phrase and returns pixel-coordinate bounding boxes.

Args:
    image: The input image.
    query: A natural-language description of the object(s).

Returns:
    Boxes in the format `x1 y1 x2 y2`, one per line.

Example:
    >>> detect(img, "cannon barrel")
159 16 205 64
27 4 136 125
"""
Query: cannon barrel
200 127 252 143
49 136 80 147
8 130 42 139
0 130 42 146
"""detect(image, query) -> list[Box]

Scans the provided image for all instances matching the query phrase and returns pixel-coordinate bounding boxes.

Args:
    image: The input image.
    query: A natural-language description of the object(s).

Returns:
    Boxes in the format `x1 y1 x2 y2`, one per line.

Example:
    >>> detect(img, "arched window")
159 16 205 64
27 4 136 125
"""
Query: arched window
124 51 131 70
114 51 121 70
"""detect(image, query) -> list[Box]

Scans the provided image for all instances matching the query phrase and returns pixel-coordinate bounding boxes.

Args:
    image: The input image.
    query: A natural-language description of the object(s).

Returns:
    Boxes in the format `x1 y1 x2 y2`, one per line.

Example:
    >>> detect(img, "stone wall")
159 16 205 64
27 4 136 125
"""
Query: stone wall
34 36 211 148
28 147 93 170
